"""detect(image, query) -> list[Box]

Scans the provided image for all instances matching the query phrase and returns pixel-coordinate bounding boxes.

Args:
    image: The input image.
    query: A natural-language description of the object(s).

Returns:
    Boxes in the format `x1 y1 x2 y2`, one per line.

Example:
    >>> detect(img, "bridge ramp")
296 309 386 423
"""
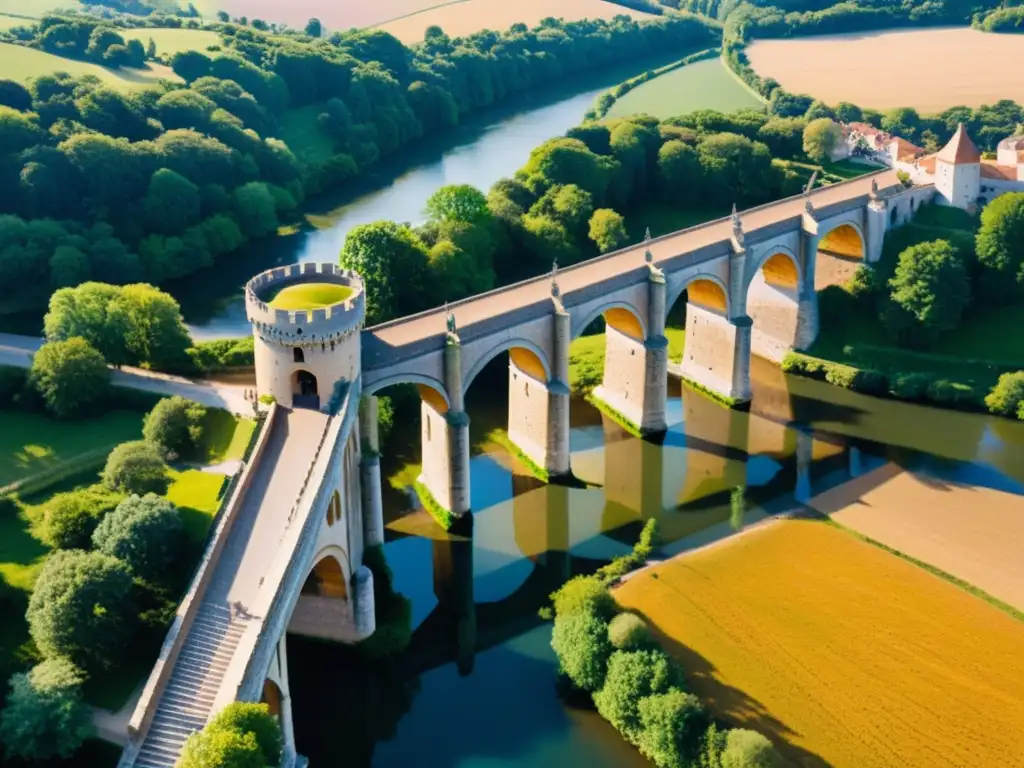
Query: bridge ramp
131 407 329 768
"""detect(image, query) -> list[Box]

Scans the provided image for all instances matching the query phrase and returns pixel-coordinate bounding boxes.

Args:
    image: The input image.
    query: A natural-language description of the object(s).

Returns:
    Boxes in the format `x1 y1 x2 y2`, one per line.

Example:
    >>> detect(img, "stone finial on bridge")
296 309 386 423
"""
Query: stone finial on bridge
803 171 818 213
445 302 456 334
869 178 880 200
643 227 653 264
731 203 744 247
551 259 560 297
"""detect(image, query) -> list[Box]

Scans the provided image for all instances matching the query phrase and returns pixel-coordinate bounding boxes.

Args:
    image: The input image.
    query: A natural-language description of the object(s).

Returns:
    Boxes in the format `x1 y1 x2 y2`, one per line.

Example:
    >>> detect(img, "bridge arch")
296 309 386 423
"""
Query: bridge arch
666 273 731 318
572 300 647 342
815 219 865 291
746 247 802 362
364 373 450 413
302 546 350 600
261 679 283 719
463 338 552 392
750 247 802 292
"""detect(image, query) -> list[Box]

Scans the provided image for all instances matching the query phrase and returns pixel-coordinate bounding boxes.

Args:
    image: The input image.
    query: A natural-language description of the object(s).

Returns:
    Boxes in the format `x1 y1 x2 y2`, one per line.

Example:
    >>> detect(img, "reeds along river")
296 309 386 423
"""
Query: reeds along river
286 353 1024 768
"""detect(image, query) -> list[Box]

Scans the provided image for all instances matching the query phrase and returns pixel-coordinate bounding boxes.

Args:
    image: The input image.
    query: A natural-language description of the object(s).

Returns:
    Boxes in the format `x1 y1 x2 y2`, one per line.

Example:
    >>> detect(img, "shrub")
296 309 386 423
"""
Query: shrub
143 396 207 457
207 702 283 766
29 338 110 419
636 689 709 768
551 611 613 692
700 722 728 768
985 371 1024 418
721 729 781 768
178 726 264 768
91 494 183 584
42 486 122 549
102 441 169 495
608 612 651 650
27 550 136 671
596 518 658 583
889 371 932 401
926 379 979 408
0 658 91 761
593 649 679 743
551 575 617 621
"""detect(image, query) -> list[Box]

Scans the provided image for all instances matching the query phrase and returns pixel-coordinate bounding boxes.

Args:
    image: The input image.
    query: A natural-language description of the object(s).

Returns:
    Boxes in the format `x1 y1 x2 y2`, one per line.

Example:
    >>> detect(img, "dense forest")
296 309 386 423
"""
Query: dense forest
0 12 716 314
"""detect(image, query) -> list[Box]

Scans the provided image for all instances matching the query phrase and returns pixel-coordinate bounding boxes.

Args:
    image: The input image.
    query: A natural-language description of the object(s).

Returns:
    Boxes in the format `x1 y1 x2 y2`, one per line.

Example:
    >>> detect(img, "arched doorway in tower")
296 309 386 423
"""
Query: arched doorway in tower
301 555 349 600
261 679 283 719
815 223 865 290
291 369 319 410
747 251 801 362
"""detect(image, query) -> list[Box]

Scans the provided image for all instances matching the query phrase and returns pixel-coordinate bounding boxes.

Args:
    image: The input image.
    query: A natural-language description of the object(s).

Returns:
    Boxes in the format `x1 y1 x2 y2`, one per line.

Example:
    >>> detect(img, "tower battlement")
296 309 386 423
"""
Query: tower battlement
245 263 365 345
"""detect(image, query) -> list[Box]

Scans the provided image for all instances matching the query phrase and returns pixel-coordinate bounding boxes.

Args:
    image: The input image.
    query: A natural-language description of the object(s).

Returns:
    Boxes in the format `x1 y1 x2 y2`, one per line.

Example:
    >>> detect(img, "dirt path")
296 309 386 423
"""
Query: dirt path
809 463 1024 612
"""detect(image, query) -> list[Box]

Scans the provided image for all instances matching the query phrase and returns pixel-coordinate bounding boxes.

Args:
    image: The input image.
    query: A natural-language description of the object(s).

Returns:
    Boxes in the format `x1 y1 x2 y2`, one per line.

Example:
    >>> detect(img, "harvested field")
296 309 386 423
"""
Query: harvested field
0 42 179 89
380 0 653 44
616 518 1024 768
811 463 1024 612
121 27 221 58
196 0 451 30
746 27 1024 112
608 58 763 118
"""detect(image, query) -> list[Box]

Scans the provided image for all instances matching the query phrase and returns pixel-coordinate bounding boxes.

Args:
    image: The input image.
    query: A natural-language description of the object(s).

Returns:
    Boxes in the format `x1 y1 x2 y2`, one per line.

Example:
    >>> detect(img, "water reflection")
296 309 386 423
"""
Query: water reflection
289 355 1024 768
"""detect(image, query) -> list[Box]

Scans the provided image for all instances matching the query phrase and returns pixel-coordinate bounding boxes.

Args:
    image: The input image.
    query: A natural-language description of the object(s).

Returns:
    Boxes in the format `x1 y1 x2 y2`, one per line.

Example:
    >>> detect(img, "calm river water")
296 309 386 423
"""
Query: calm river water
287 354 1024 768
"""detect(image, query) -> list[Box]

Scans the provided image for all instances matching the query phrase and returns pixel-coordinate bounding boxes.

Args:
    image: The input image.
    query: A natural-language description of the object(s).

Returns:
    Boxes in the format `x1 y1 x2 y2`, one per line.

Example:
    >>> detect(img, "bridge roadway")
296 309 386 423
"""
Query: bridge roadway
367 170 898 349
130 407 329 768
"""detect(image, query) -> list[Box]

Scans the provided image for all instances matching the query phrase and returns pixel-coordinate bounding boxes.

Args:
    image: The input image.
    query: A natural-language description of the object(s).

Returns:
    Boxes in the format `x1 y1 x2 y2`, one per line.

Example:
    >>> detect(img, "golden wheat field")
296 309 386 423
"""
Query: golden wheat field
379 0 653 43
616 518 1024 768
746 27 1024 112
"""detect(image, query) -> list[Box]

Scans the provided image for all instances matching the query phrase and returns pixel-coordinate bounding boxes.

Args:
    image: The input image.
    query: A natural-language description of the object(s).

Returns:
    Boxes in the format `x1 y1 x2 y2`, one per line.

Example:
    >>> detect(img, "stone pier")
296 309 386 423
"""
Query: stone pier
419 334 471 517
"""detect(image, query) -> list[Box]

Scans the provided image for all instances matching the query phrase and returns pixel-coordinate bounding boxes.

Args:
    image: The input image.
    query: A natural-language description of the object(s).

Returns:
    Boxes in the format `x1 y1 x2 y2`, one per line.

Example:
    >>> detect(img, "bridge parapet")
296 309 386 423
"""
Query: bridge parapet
246 263 365 343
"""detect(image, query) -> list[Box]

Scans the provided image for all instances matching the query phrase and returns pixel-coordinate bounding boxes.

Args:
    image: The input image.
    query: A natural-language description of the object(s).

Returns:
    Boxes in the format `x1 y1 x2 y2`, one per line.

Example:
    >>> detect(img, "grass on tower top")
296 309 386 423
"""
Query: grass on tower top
267 282 353 310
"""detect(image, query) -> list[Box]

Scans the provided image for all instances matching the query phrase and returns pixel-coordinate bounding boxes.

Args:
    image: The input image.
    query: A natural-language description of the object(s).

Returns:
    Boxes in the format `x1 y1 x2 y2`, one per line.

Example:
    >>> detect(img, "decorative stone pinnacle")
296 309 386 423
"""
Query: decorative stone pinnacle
804 171 818 212
644 226 653 263
445 302 456 334
869 178 879 200
551 259 560 297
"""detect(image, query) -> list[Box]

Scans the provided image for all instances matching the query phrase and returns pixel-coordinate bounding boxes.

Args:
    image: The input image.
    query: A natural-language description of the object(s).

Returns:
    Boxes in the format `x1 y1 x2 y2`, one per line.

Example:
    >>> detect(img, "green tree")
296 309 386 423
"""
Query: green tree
201 214 245 256
340 221 430 324
985 371 1024 417
49 245 91 289
426 184 490 224
588 208 629 254
521 137 612 203
696 133 773 205
0 658 91 761
44 282 129 365
975 191 1024 303
171 50 212 83
178 727 264 768
521 214 578 269
143 396 207 457
30 338 109 419
0 105 41 156
208 703 283 765
108 283 192 370
802 118 842 163
144 168 201 235
593 649 678 743
530 184 594 236
552 575 616 620
721 729 781 768
756 117 807 159
232 182 278 239
608 612 650 650
42 487 121 550
26 550 136 671
155 89 217 131
883 240 970 347
103 440 169 495
551 611 613 692
92 493 183 584
636 690 709 768
0 80 32 111
305 17 323 37
657 140 702 203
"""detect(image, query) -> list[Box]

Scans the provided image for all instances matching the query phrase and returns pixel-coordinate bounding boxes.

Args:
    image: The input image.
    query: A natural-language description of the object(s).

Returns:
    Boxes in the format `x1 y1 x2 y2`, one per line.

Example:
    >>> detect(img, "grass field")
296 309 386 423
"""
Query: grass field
616 518 1024 768
0 42 179 89
121 27 221 58
268 282 353 310
0 12 32 29
198 0 458 30
608 58 763 119
747 27 1024 112
380 0 653 43
811 463 1024 614
0 409 142 487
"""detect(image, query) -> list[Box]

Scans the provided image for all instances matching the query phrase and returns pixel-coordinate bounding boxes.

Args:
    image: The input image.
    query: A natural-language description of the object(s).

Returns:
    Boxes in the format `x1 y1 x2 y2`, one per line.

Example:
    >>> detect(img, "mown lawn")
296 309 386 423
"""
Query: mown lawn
121 27 221 58
166 468 229 543
268 282 353 310
616 518 1024 768
607 57 763 119
0 41 179 89
0 409 143 488
197 409 256 464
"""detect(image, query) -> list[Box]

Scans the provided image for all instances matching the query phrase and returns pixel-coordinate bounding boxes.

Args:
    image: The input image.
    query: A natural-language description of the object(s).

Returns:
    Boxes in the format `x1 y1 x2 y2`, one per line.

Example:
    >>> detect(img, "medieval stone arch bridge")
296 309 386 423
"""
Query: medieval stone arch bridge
119 168 929 768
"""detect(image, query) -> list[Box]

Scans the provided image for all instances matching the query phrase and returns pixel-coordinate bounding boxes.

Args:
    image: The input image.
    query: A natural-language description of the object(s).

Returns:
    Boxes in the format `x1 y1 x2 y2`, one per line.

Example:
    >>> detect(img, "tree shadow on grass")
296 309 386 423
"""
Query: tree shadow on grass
629 607 834 768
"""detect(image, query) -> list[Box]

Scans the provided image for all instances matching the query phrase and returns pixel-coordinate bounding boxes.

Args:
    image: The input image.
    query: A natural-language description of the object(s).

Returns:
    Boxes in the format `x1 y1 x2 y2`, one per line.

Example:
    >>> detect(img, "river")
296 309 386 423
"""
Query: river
287 353 1024 768
172 55 684 340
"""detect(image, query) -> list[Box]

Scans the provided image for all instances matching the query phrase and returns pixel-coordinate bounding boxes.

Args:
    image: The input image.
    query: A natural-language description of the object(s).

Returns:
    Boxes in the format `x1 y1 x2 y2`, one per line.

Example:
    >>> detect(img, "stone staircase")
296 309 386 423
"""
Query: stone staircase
133 603 248 768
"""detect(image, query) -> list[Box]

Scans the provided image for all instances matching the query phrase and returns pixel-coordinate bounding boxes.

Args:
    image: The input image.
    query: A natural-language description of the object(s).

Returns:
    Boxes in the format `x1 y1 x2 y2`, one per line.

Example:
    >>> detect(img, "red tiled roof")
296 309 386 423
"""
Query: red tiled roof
937 124 981 165
892 137 924 162
918 156 937 174
981 161 1018 181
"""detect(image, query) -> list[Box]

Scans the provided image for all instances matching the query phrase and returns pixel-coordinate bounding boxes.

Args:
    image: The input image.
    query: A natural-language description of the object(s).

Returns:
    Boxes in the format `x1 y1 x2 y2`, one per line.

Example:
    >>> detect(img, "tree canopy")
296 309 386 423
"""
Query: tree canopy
92 493 184 584
0 658 92 762
29 337 109 419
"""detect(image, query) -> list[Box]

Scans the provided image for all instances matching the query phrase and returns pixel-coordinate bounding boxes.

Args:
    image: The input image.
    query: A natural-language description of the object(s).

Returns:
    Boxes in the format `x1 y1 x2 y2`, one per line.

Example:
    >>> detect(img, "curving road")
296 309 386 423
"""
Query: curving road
0 333 253 415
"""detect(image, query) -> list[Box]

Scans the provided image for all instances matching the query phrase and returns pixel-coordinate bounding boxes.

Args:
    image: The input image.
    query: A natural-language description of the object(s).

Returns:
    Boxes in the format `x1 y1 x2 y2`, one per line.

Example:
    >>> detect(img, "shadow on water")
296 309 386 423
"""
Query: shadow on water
287 350 1024 767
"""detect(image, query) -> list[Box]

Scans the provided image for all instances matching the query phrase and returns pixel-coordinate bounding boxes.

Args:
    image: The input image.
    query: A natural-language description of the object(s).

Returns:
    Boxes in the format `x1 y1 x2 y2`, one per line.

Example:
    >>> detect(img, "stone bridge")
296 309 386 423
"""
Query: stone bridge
118 167 926 767
360 168 921 519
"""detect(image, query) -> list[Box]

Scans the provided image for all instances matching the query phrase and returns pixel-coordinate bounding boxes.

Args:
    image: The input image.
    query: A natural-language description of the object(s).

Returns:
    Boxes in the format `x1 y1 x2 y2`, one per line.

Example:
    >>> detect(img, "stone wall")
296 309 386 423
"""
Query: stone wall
680 304 738 397
595 324 648 427
506 359 551 470
747 277 800 362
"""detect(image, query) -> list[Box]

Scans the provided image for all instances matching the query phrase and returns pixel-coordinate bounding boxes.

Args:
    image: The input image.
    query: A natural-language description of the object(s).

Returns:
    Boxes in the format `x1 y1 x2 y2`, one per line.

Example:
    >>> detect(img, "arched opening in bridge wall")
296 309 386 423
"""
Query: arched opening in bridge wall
301 555 349 600
815 223 864 290
747 251 801 363
261 679 283 719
